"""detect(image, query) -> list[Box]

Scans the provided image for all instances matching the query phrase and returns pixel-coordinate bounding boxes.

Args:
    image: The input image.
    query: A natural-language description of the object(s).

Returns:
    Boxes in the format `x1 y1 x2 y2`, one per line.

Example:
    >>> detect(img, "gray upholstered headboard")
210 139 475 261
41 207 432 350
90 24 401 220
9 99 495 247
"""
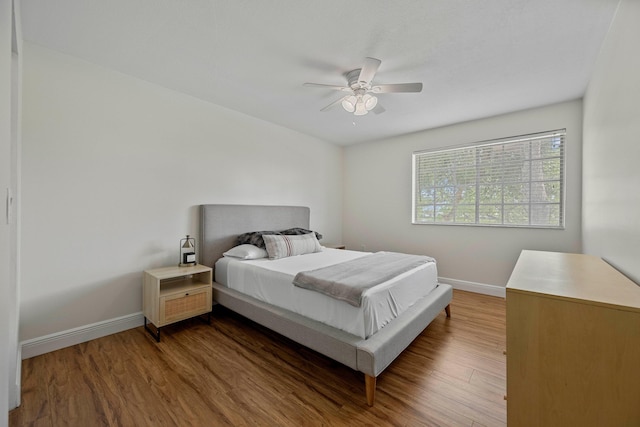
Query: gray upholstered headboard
199 204 310 268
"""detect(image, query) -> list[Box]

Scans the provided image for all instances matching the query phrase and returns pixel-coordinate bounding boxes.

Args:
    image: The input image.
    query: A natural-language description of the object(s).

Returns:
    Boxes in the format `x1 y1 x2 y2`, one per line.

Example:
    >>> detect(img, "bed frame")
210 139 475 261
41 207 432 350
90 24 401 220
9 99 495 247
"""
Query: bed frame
200 204 452 405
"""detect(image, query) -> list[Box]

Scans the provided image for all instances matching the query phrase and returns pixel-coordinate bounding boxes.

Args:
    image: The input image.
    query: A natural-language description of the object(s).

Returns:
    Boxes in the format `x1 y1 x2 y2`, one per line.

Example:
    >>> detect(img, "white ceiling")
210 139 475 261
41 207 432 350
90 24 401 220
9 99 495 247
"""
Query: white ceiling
19 0 620 145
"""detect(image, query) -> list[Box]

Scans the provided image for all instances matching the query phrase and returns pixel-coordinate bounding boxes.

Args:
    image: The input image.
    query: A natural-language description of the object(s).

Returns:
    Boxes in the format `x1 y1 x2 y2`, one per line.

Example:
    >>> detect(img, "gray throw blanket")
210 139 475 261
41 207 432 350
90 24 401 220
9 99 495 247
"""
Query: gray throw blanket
292 251 434 307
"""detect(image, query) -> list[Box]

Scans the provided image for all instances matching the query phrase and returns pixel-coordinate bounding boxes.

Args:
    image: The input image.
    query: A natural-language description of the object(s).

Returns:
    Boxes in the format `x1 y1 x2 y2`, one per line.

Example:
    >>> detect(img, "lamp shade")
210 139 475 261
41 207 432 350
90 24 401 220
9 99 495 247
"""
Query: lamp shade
363 94 377 110
341 95 357 113
343 93 377 116
353 100 368 116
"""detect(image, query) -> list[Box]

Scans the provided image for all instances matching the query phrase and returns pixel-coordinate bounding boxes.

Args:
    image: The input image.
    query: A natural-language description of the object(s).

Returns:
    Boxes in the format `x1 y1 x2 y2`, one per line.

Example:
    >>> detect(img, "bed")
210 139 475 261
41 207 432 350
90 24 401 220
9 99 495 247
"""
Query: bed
200 204 452 405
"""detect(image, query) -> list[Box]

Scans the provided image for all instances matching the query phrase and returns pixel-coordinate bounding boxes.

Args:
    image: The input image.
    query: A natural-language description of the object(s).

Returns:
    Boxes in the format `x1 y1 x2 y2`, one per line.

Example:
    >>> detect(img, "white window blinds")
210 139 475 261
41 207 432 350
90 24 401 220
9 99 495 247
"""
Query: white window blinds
412 130 565 228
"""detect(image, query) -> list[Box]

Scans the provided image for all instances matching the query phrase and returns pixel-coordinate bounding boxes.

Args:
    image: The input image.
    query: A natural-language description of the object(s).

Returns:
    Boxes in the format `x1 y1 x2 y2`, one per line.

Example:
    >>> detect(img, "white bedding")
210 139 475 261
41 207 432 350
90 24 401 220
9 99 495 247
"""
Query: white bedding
215 248 439 338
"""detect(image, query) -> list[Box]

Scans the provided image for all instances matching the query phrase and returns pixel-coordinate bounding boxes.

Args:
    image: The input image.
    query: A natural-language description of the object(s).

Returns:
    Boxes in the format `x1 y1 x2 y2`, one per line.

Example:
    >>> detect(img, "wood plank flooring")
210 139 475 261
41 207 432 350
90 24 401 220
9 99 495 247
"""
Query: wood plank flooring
9 290 506 426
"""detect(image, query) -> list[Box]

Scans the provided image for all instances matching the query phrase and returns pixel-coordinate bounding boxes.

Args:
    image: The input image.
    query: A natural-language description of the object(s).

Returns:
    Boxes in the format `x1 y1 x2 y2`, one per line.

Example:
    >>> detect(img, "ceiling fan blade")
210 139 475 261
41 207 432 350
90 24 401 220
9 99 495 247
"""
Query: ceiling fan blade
372 82 423 93
372 104 386 115
320 96 347 112
303 82 351 91
358 57 381 84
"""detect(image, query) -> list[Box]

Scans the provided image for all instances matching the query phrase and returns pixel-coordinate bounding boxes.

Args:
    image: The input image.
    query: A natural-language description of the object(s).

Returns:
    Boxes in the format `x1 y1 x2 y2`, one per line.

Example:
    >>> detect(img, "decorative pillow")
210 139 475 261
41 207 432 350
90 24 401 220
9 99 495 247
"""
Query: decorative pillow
223 244 268 260
237 231 282 249
280 227 323 241
262 232 322 260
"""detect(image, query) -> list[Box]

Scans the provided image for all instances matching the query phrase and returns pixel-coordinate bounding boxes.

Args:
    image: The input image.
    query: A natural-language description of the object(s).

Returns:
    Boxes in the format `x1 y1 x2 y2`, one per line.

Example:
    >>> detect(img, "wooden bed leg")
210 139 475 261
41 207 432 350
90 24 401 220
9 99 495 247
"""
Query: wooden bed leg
365 374 376 406
445 304 451 318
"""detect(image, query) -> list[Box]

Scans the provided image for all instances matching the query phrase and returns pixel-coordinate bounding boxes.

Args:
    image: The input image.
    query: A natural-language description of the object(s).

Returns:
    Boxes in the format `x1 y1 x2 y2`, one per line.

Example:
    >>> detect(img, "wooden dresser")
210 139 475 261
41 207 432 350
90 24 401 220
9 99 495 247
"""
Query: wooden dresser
506 250 640 426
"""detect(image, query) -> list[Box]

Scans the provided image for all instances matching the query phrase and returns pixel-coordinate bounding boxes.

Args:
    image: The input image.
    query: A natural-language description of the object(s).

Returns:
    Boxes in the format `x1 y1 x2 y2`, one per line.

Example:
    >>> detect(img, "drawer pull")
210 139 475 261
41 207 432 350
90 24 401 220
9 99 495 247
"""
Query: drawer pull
185 293 189 296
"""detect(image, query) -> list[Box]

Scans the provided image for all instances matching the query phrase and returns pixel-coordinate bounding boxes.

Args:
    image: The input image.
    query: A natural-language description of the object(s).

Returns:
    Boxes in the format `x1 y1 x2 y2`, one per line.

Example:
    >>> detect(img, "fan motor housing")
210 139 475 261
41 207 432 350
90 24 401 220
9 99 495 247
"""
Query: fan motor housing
345 69 366 88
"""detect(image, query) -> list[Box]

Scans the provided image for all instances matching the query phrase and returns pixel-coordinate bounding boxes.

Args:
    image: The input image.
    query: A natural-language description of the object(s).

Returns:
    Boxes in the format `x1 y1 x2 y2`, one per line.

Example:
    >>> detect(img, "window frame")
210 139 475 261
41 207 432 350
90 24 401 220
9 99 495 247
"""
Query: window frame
412 129 566 229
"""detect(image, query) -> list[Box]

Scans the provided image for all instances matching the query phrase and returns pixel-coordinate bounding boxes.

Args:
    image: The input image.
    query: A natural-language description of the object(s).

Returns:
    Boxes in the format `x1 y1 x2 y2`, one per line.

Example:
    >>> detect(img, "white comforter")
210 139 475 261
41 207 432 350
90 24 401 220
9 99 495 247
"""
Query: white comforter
215 248 439 338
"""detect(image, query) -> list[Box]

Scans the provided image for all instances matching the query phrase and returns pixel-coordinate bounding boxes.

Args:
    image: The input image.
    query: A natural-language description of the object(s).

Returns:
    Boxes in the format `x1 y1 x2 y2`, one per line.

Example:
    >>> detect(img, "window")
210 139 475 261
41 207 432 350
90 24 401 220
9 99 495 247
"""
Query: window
412 130 565 228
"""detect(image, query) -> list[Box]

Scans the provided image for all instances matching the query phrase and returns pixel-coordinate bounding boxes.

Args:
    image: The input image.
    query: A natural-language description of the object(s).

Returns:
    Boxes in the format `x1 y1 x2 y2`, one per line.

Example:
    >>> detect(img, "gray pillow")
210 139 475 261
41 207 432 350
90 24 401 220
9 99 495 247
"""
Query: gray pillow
280 227 323 241
237 231 282 249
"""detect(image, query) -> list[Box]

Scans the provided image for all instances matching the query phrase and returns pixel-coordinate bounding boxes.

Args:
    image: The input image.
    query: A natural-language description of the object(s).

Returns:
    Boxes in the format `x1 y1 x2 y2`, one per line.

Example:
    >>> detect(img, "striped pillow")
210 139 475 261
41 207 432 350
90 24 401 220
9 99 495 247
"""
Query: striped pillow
262 232 322 260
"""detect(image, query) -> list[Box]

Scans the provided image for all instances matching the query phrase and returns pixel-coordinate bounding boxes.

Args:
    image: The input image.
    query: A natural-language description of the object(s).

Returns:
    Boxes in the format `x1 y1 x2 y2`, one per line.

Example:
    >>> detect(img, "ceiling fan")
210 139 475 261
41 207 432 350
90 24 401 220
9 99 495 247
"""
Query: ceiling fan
304 57 423 116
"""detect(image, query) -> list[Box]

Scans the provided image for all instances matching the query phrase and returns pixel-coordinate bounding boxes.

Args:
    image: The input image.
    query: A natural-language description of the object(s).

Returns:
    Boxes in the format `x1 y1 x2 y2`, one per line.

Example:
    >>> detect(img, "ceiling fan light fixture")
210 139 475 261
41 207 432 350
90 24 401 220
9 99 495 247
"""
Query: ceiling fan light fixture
305 57 422 115
353 100 368 116
341 95 357 113
363 94 378 110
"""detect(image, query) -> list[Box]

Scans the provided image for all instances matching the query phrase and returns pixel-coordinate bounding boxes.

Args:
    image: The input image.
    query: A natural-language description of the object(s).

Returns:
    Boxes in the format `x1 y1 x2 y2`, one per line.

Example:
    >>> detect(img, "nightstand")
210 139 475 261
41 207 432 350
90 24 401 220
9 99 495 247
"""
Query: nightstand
142 264 213 342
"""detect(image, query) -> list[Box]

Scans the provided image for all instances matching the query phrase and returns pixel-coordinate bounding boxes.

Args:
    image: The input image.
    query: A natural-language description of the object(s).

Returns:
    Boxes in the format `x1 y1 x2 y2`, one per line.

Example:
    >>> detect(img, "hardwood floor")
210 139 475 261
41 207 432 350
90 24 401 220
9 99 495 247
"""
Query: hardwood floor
9 290 506 426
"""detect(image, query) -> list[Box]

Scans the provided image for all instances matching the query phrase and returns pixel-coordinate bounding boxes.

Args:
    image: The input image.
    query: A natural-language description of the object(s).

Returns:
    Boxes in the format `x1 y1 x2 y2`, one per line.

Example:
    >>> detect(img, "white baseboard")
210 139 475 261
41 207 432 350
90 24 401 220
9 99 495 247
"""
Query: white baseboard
439 277 506 298
19 280 502 360
20 312 144 360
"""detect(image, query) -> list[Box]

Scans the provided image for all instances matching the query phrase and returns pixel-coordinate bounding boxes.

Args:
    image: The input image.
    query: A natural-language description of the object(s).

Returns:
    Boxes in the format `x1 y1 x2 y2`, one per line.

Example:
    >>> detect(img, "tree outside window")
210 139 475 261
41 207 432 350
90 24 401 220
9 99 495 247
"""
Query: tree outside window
412 130 565 228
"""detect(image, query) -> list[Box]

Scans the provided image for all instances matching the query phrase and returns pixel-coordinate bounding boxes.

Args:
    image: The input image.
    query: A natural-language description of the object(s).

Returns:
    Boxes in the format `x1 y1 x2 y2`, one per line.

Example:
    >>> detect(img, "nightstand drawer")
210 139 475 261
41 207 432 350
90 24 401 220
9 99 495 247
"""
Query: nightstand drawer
159 286 212 325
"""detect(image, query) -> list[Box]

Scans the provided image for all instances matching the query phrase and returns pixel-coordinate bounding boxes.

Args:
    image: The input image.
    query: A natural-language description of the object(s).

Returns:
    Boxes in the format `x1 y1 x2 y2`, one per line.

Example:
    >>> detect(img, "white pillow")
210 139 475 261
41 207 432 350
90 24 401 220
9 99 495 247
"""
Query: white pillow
223 244 268 260
262 232 322 260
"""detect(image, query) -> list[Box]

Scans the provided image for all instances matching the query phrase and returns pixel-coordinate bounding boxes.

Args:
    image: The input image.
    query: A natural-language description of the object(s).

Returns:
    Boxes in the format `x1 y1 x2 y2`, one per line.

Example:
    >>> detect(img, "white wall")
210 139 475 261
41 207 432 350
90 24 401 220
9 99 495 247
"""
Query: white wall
344 100 583 289
582 0 640 284
20 43 343 343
